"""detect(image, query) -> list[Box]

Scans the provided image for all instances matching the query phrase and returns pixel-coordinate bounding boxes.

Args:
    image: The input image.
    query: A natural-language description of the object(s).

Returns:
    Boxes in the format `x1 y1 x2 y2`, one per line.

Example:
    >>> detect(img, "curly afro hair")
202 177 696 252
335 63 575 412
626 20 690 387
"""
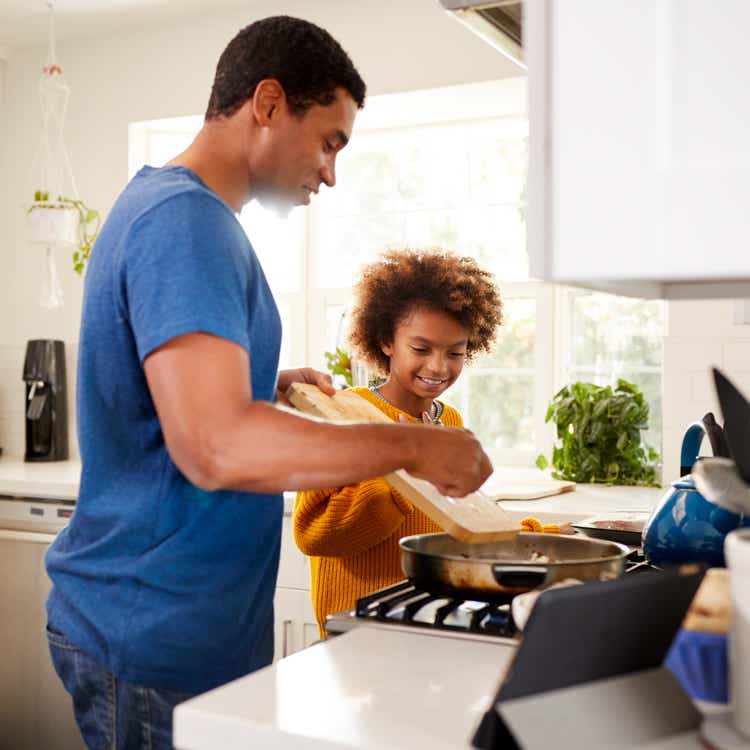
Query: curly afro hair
348 248 503 375
206 16 366 120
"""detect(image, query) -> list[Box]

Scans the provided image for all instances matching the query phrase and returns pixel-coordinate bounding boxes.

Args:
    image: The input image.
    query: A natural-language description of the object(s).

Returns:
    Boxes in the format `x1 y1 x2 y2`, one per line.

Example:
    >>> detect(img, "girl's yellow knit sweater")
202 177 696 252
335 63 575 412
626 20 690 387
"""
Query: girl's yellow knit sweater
293 386 462 636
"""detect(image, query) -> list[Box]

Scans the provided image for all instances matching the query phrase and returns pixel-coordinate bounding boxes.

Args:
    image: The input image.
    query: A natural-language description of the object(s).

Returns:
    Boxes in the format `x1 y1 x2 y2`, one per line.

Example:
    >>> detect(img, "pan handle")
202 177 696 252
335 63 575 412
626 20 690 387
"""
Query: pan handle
492 565 548 589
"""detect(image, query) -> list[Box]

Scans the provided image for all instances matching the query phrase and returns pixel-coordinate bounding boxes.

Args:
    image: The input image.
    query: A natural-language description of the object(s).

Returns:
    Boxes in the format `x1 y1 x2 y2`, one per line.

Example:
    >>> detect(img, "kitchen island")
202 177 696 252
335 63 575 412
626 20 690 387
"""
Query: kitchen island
173 625 704 750
174 626 516 750
173 477 691 750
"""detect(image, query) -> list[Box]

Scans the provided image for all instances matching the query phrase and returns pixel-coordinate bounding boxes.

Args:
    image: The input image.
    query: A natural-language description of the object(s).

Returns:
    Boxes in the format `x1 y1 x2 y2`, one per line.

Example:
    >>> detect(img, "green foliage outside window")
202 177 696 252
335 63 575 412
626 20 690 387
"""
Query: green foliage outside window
536 379 660 486
324 348 353 387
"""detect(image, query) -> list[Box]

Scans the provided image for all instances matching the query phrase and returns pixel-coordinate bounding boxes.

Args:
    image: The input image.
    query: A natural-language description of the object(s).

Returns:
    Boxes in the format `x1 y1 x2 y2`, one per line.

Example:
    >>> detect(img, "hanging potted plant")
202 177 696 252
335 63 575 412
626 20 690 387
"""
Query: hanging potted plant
27 190 101 274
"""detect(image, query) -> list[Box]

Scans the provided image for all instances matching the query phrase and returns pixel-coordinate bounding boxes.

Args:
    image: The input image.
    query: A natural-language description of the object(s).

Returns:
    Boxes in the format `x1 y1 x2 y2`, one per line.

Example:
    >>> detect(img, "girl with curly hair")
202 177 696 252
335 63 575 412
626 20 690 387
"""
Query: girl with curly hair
294 248 503 635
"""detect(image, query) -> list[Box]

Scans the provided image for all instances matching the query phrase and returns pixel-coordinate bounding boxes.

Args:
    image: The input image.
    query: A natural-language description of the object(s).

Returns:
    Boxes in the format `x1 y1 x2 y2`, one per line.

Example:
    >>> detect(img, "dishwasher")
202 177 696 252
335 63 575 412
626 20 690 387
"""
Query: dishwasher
0 496 84 750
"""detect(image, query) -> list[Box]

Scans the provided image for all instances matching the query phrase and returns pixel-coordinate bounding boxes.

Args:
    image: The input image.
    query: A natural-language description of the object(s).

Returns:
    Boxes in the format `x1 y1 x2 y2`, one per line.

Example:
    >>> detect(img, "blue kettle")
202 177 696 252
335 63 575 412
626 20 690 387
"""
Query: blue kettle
642 413 746 566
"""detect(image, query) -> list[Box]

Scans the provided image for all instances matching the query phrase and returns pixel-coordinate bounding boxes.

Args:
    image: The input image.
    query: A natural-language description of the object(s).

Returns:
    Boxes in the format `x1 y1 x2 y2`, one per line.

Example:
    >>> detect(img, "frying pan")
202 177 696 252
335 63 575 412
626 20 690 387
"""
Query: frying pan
400 532 630 601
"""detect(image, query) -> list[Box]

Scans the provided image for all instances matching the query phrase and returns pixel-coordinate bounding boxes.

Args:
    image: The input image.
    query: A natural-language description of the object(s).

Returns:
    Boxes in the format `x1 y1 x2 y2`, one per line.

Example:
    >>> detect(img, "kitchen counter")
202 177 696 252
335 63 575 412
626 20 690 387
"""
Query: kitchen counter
0 457 666 518
174 627 516 750
0 458 81 500
498 482 665 524
0 457 300 512
285 468 667 520
487 467 666 526
173 626 705 750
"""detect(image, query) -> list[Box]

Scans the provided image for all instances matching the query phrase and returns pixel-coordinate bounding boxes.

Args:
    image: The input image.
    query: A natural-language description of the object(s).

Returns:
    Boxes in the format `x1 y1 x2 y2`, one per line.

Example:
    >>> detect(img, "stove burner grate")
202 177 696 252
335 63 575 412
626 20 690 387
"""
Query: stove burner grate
351 548 655 637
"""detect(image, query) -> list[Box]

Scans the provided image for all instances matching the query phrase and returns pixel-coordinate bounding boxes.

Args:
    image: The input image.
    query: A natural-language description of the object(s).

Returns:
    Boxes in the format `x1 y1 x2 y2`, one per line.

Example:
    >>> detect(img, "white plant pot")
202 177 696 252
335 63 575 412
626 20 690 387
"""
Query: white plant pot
27 203 79 247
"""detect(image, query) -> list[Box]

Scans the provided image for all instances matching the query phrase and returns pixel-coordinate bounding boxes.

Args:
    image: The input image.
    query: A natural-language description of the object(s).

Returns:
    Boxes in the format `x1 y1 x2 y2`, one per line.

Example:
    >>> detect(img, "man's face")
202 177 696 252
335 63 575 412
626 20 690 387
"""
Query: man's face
253 87 358 213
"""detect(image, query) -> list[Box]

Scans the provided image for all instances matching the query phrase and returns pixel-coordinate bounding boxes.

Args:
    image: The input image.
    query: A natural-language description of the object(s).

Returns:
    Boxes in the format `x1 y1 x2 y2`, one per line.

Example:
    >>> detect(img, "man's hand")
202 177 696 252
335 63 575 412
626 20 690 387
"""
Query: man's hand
403 424 493 497
277 367 336 406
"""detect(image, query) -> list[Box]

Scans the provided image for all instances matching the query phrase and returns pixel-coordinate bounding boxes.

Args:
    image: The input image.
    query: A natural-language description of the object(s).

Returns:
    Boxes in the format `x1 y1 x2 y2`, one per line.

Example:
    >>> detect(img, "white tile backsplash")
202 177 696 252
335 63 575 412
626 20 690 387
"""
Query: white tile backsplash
723 341 750 372
663 307 750 485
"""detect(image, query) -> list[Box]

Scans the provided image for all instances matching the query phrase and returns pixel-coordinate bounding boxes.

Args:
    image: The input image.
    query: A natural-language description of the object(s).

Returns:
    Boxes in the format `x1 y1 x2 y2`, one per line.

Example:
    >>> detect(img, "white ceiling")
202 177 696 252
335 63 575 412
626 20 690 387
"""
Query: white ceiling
0 0 257 51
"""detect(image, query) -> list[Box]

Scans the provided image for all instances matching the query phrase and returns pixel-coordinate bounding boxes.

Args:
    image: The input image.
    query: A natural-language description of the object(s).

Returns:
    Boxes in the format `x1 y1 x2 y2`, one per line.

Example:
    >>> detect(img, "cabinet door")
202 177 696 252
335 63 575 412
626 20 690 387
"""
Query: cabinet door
0 531 85 750
301 596 321 650
273 588 320 661
526 0 750 298
273 587 301 662
276 514 310 590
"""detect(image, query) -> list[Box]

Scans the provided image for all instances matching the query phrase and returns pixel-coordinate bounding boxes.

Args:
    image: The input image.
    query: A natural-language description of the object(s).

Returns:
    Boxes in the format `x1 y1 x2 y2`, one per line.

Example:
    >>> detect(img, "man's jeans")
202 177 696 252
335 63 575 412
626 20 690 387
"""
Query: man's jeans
46 626 195 750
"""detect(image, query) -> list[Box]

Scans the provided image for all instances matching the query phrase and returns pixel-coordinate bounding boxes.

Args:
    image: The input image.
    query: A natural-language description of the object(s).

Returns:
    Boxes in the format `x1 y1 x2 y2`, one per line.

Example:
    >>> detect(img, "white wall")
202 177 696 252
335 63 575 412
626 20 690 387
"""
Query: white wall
0 0 517 458
662 301 750 485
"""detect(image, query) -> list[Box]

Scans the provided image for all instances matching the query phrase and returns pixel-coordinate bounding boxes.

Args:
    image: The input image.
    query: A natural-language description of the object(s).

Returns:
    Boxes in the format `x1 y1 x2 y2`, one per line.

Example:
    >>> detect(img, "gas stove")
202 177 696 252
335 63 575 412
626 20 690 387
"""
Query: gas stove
324 547 657 643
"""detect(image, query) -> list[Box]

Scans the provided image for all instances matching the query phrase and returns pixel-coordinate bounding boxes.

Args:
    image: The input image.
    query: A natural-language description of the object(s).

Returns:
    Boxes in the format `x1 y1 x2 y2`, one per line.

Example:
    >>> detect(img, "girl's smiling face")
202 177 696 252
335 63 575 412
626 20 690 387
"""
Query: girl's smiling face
381 306 469 407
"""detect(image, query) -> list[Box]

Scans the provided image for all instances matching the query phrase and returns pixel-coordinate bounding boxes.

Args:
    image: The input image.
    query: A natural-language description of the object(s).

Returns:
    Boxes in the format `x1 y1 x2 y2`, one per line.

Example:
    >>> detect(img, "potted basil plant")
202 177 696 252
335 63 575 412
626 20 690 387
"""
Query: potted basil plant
536 378 660 486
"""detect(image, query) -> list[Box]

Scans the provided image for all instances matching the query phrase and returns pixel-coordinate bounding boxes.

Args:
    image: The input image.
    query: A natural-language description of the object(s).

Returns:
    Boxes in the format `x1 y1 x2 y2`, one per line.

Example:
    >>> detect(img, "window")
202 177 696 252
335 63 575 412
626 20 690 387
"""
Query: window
129 78 664 470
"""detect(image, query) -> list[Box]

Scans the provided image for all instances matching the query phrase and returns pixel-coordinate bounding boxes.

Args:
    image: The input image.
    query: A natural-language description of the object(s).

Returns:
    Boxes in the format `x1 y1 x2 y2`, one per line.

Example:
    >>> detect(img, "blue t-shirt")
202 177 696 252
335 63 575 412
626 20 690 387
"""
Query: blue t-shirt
46 166 283 694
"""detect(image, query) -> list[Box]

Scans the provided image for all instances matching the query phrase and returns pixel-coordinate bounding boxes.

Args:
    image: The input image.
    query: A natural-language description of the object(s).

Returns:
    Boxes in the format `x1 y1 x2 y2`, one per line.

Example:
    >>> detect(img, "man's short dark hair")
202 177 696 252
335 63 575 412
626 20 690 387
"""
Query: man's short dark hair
206 16 366 120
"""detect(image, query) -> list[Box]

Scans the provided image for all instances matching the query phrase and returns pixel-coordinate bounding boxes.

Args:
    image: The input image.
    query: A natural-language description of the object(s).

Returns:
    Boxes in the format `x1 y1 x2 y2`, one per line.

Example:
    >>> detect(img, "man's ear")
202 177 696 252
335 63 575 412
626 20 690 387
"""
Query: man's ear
252 79 287 126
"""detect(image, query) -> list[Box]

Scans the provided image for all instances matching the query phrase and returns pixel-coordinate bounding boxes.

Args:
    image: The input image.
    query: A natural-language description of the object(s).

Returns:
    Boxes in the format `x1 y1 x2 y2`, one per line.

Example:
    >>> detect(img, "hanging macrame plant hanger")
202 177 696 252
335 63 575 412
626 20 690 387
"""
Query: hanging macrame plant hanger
27 0 100 308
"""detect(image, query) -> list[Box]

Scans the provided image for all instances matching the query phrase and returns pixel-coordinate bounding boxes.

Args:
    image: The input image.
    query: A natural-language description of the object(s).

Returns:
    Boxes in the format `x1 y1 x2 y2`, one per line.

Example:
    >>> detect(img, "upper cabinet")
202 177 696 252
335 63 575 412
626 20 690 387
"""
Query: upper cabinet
525 0 750 299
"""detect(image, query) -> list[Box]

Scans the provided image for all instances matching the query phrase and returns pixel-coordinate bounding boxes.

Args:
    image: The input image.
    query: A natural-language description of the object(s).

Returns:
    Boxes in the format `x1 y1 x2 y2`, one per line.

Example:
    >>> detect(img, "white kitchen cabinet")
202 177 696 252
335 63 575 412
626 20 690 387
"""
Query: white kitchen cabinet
0 527 84 750
526 0 750 300
276 513 309 590
273 587 320 662
273 509 317 662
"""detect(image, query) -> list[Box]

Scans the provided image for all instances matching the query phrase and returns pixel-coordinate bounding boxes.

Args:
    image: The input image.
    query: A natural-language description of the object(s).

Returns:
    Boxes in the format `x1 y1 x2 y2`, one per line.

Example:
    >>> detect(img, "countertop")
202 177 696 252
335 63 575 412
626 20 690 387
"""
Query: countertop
0 458 668 518
173 627 705 750
174 627 516 750
0 458 81 500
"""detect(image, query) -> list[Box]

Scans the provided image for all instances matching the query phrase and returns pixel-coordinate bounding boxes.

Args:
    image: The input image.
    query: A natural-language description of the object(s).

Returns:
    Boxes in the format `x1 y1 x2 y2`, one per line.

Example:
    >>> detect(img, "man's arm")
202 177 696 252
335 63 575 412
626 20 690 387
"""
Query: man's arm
143 332 492 496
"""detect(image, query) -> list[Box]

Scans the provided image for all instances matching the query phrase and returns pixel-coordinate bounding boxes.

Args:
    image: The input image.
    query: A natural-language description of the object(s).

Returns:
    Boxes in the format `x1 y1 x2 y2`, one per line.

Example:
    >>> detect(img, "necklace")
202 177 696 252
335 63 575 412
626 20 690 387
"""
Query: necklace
369 386 444 424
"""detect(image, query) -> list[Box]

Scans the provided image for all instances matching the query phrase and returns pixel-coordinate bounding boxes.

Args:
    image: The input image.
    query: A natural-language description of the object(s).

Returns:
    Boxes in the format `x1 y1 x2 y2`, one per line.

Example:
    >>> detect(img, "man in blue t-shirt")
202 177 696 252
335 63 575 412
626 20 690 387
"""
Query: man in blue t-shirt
45 15 493 750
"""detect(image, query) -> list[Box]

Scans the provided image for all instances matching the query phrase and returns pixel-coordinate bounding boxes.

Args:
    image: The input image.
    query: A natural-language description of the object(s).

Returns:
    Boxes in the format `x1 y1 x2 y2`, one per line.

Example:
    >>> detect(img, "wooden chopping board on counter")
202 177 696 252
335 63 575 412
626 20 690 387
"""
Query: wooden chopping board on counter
481 478 576 501
286 383 519 543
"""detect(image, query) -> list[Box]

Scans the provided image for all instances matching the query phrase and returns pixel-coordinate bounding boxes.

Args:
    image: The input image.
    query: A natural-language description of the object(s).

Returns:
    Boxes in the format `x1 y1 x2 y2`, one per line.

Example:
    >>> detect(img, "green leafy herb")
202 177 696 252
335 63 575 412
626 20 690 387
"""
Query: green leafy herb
536 379 660 486
324 347 353 387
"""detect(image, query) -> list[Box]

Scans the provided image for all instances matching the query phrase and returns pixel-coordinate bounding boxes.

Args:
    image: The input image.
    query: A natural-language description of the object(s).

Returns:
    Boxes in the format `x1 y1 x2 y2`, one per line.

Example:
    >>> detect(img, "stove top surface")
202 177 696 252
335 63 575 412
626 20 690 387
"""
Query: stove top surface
324 547 657 642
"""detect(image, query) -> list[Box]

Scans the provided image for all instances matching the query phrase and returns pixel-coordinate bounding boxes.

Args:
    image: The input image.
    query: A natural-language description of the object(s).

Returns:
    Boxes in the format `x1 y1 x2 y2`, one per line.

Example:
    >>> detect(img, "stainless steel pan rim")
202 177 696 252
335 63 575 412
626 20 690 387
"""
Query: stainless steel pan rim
399 532 631 565
399 532 631 600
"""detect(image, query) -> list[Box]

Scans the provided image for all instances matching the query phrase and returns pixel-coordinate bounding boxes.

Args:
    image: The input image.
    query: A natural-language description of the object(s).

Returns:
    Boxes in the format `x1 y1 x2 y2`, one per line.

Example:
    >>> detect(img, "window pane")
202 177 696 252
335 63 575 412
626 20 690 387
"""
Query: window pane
568 368 662 462
569 292 664 370
481 298 535 369
443 296 537 456
566 290 665 470
446 373 535 454
311 212 404 289
325 304 348 353
239 202 304 294
276 296 292 371
146 130 194 167
468 131 528 205
312 116 529 287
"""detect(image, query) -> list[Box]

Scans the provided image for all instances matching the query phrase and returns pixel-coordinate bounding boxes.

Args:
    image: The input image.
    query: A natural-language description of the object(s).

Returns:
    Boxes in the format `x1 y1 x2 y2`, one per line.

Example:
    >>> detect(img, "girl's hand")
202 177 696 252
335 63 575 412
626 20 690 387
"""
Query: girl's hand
277 367 335 406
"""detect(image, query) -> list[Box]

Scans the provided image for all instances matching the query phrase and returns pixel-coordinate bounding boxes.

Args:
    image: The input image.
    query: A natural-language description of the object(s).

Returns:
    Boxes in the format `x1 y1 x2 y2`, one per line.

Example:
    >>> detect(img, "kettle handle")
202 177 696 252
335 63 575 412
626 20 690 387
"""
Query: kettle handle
702 412 732 460
680 413 730 477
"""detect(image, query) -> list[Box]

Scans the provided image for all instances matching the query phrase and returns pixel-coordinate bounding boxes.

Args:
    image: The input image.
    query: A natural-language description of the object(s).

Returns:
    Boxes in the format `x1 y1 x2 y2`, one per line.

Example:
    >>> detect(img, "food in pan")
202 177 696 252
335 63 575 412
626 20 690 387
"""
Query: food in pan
529 551 551 563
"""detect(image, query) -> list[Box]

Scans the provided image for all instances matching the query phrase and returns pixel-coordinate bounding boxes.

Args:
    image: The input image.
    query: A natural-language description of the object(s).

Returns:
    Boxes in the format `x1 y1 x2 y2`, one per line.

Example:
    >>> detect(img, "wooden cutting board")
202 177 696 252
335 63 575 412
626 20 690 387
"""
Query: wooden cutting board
286 384 519 543
481 479 576 501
